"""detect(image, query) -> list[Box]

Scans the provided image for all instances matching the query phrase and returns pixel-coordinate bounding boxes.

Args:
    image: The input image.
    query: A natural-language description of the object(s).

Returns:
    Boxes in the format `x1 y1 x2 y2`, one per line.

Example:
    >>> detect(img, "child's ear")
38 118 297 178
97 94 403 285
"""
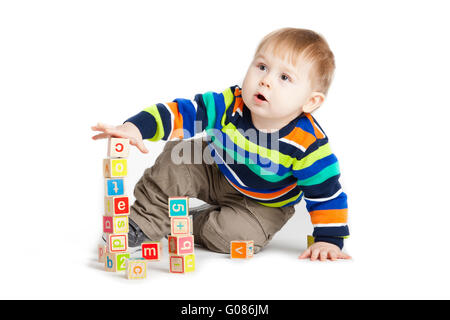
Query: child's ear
302 92 325 113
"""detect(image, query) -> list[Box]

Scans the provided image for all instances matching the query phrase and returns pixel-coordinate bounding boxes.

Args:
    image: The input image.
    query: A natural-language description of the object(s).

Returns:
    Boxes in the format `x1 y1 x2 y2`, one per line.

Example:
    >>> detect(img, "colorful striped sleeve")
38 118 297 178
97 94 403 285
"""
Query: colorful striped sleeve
291 116 349 249
125 87 237 141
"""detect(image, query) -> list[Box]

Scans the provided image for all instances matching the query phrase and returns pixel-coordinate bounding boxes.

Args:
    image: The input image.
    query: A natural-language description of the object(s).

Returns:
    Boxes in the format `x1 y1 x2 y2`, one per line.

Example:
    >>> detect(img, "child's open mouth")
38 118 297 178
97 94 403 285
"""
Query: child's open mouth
254 93 267 104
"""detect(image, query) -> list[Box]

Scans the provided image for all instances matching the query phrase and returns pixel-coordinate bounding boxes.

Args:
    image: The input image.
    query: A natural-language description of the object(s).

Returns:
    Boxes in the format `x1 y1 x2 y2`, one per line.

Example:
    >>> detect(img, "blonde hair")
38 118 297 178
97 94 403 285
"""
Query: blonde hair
255 28 335 95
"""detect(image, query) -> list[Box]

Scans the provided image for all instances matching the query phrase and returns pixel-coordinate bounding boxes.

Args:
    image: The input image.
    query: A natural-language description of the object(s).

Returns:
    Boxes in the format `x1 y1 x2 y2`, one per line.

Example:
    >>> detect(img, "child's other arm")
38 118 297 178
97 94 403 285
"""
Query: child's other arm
292 139 350 261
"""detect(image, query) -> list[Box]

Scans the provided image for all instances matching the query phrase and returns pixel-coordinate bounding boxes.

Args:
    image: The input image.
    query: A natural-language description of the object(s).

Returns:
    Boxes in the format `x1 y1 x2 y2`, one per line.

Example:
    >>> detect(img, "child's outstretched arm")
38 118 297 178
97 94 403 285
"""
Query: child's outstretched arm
91 122 149 154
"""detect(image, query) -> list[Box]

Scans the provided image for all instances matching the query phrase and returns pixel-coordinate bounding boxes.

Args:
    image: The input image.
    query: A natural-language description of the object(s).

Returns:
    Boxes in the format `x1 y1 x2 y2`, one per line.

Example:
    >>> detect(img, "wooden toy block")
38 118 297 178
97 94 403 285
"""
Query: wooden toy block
230 240 254 259
126 258 147 279
141 241 162 261
168 235 194 255
103 158 128 178
170 216 193 235
105 178 125 197
104 196 130 216
98 244 107 263
105 252 130 272
170 254 195 274
107 137 130 158
103 216 129 234
168 196 189 217
307 235 315 248
106 234 128 253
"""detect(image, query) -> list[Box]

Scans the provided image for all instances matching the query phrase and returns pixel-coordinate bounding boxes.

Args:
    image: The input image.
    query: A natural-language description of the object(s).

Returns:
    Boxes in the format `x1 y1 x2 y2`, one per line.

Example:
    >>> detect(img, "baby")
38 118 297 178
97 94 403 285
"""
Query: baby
92 27 351 261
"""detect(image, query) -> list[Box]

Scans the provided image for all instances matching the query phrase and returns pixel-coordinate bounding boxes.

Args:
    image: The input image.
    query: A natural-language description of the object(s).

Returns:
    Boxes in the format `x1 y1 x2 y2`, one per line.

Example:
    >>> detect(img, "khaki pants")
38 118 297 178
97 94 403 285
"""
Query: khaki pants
129 138 295 254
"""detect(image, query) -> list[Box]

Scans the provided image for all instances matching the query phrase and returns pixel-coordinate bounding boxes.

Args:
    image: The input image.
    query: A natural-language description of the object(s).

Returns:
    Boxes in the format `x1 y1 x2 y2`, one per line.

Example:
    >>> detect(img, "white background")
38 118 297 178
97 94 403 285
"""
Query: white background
1 0 449 299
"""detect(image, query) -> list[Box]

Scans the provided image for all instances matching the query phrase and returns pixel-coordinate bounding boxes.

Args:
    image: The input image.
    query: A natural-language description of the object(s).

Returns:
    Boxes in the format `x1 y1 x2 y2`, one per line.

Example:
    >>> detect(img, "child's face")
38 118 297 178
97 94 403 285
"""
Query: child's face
242 49 315 130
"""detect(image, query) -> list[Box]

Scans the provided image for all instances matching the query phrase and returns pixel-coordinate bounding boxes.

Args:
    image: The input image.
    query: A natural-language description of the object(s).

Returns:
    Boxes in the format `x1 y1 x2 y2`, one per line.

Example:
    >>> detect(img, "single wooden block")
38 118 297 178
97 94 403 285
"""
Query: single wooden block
106 234 128 253
98 244 107 263
307 235 315 248
105 178 125 197
170 254 195 274
103 216 129 234
168 196 189 217
105 252 130 272
141 241 162 261
107 137 130 158
103 158 128 178
126 258 147 279
168 235 194 255
230 240 254 259
170 216 193 235
104 196 130 216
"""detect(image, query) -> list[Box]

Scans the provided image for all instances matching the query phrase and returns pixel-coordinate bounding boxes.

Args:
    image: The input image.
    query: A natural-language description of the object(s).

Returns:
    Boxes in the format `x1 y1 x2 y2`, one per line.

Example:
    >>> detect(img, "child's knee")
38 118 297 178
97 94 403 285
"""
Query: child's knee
198 209 268 254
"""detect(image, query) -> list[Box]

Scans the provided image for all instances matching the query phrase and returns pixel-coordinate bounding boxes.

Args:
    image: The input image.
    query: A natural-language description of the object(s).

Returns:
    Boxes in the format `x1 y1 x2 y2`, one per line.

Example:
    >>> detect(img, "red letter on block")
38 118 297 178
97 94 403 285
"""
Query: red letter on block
114 196 129 215
103 216 113 233
142 242 161 261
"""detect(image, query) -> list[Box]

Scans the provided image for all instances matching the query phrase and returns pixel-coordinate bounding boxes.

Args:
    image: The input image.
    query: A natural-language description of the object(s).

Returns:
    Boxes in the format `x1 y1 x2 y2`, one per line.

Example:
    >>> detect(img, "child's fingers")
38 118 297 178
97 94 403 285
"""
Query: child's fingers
130 138 149 154
329 251 337 261
91 123 111 132
137 141 149 154
102 128 129 139
298 248 311 259
92 133 110 140
339 252 352 260
319 250 328 261
96 122 115 130
310 249 320 261
92 128 149 154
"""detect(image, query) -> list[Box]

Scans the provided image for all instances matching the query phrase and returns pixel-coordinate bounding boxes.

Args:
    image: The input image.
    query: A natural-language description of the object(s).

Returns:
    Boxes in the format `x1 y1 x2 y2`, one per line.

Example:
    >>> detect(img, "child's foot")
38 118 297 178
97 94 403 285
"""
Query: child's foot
127 219 150 249
102 219 150 253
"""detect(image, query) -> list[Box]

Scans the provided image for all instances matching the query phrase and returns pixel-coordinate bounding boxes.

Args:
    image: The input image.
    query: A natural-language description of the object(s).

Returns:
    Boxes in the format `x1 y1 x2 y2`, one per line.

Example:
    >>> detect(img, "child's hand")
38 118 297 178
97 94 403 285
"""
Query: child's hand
91 122 149 154
298 241 352 261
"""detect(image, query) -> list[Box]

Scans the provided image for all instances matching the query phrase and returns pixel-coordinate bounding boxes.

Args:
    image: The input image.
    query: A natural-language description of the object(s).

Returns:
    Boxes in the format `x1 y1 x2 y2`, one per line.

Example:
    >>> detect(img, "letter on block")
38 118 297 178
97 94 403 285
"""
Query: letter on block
107 137 130 158
105 178 125 197
230 240 254 259
106 234 128 253
105 196 129 216
170 216 193 235
126 258 147 280
103 216 129 234
141 242 161 261
168 235 194 255
170 254 195 274
98 244 107 263
307 235 315 248
105 252 130 272
168 197 189 217
103 158 128 178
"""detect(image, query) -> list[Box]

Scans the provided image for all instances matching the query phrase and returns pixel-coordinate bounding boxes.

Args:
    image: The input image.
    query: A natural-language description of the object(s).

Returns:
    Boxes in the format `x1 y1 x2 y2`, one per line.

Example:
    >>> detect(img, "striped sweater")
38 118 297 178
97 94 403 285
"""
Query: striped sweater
126 85 349 248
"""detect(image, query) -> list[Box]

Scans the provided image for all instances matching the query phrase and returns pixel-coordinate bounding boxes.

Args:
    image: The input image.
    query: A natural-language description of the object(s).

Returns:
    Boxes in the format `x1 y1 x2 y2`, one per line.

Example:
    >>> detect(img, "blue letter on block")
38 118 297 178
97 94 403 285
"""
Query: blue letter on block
106 255 114 269
106 178 124 196
169 197 188 217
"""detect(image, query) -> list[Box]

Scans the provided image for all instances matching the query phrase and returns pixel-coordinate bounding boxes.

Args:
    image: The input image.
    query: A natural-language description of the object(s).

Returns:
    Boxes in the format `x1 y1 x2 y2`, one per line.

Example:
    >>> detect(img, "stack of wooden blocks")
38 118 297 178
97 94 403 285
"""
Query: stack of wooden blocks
167 197 195 273
98 138 134 276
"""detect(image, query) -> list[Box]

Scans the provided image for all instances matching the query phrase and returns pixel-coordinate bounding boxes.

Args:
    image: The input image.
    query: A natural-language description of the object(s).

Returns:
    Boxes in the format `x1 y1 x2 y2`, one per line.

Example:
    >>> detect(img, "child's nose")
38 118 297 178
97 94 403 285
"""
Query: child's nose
259 75 272 88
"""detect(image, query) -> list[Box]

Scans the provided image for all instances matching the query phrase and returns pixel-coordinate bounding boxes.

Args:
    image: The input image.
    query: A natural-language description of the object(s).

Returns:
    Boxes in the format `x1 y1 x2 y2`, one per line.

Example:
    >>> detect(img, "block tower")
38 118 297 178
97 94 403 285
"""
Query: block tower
99 138 132 273
167 197 195 273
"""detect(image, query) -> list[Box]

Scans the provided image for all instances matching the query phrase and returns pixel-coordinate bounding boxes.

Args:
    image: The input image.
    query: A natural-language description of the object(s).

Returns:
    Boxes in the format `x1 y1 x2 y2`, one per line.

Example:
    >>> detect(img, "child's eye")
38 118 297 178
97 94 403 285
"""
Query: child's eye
281 74 290 81
258 64 267 71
